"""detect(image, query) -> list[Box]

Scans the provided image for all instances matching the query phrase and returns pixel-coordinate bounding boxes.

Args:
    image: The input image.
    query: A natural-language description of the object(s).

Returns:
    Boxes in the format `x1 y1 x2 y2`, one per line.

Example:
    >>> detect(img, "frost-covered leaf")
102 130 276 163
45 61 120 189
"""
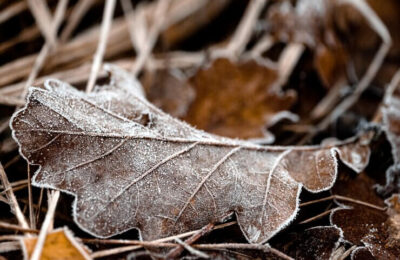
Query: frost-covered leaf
11 65 370 243
272 226 342 260
20 227 90 260
351 247 375 260
331 171 400 259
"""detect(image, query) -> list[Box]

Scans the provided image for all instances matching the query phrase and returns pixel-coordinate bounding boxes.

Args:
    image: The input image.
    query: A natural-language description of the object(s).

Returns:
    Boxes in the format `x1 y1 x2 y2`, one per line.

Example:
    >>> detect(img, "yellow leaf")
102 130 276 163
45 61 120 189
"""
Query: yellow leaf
21 227 91 260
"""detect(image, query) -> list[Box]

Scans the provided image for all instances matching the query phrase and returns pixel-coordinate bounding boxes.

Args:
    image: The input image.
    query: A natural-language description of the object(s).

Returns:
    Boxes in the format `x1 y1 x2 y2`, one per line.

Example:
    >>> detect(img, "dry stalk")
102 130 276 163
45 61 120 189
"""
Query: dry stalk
30 190 60 260
86 0 117 93
0 164 29 230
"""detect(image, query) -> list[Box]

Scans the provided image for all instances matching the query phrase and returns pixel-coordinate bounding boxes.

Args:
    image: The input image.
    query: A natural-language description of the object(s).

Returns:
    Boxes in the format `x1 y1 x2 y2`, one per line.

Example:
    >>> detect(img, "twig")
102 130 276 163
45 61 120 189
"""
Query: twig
35 188 45 225
300 194 386 211
383 68 400 104
372 68 400 122
0 26 39 54
0 180 28 191
310 79 347 120
30 190 60 260
0 195 8 204
0 221 38 234
0 235 24 241
3 155 21 170
315 0 391 132
60 0 98 42
90 221 236 258
215 0 267 59
276 42 305 90
299 208 337 224
193 243 294 260
130 0 171 76
27 166 35 230
0 241 20 253
121 0 144 54
248 34 274 58
0 119 10 135
338 245 357 260
26 0 56 47
166 223 214 259
174 238 210 259
0 1 27 24
0 163 29 230
86 0 117 93
22 0 68 98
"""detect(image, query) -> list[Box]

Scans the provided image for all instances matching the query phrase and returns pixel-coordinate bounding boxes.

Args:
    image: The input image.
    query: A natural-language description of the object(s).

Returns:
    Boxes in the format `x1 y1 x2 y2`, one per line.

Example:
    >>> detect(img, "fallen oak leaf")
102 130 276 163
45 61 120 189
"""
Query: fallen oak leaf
141 68 195 118
330 171 400 259
20 227 91 260
330 171 386 246
271 226 343 260
184 58 297 142
361 194 400 260
11 65 370 243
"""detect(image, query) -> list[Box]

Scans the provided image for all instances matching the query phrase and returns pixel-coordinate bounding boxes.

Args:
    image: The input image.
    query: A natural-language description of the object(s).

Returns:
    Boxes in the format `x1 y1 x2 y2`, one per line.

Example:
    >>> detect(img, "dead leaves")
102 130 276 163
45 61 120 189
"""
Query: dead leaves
184 58 296 140
11 65 370 244
21 228 90 260
274 226 342 260
330 170 400 259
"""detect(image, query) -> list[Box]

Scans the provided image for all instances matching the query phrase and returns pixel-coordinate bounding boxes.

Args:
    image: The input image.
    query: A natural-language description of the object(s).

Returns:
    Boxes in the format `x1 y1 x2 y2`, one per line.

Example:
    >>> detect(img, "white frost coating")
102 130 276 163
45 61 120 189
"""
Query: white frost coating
350 246 369 260
10 65 372 243
329 206 355 245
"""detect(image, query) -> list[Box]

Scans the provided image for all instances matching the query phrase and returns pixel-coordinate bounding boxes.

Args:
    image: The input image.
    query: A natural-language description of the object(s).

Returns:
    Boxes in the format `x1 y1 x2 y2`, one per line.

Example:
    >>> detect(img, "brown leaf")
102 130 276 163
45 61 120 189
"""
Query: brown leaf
20 227 91 260
184 58 297 141
330 171 386 245
331 171 400 259
361 194 400 260
351 247 375 260
141 69 195 118
272 226 342 260
11 65 369 243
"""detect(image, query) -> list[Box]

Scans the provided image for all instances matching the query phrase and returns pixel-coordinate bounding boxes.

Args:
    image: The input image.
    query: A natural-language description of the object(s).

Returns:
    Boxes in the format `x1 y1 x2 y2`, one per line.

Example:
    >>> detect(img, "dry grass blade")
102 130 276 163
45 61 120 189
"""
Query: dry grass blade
384 68 400 104
27 166 35 230
174 238 210 259
276 43 305 89
0 241 20 253
60 0 98 42
0 26 39 54
317 0 391 131
193 243 294 260
0 1 27 24
26 0 56 47
215 0 267 58
300 194 387 211
89 221 236 258
130 0 171 76
22 0 68 98
166 223 214 258
249 34 274 58
0 163 29 230
0 221 38 234
86 0 117 93
299 208 337 224
30 190 60 260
